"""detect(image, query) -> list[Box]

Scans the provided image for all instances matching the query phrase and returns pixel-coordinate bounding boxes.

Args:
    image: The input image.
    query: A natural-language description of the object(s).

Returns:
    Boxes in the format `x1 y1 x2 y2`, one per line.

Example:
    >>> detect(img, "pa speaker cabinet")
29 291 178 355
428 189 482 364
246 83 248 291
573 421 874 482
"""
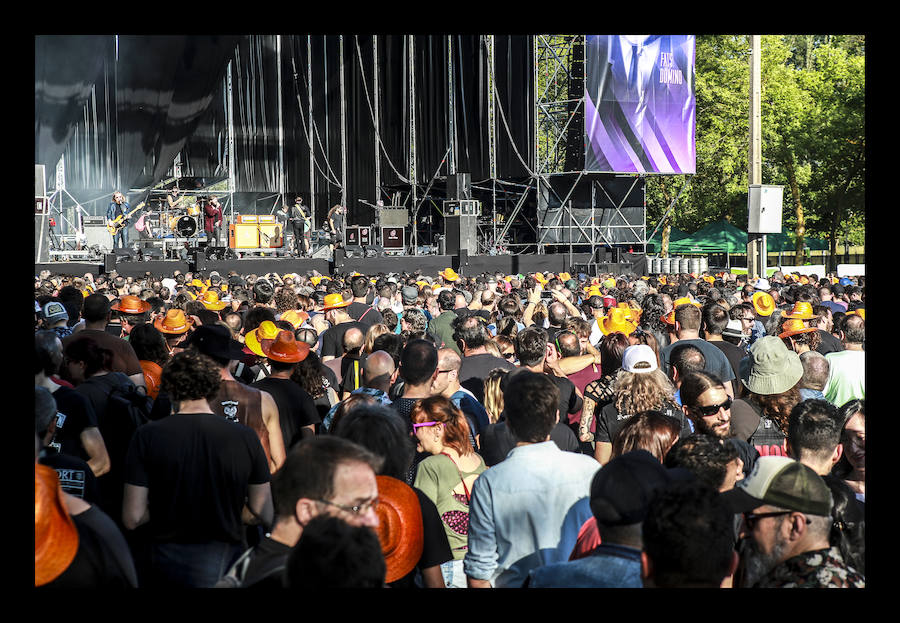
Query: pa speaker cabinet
381 226 405 250
35 214 50 263
229 223 259 249
104 253 117 274
444 215 478 255
748 185 784 234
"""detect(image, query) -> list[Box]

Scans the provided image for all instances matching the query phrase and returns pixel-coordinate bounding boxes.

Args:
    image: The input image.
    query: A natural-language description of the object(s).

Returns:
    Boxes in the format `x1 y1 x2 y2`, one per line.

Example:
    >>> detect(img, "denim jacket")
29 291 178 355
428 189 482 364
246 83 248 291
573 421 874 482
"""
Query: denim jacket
525 542 643 588
463 441 600 588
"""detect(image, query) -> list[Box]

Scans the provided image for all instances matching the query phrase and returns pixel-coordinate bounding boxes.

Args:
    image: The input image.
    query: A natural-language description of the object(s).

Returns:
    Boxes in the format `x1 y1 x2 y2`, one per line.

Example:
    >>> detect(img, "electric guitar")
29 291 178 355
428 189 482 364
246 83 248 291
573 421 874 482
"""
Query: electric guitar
107 202 145 235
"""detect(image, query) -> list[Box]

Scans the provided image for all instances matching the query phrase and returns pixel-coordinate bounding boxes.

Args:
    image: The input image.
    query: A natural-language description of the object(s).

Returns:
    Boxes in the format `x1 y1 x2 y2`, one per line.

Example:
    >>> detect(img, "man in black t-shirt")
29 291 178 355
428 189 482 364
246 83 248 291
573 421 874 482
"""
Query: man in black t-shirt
319 293 366 362
514 326 581 423
253 331 321 449
346 274 383 329
455 315 516 404
123 349 273 588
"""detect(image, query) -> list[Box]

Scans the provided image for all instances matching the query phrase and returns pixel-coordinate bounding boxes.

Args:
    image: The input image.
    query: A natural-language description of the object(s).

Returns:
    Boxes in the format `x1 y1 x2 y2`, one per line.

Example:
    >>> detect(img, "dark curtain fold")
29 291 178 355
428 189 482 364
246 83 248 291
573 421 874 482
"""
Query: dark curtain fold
35 36 110 176
282 35 312 220
494 35 535 179
376 35 410 191
345 35 377 227
414 35 450 186
453 35 490 182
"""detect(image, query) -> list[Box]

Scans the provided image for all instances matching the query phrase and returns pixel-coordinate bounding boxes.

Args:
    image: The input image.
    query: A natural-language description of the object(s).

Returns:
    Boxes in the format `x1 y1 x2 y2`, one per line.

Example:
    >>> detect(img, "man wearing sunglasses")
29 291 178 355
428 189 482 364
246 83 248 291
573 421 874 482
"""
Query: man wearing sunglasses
723 456 864 588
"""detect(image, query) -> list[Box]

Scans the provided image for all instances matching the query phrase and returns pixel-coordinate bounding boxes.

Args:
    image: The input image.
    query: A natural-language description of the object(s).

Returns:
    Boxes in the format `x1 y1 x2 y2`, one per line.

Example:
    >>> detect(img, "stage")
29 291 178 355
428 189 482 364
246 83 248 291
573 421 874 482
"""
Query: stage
34 251 647 279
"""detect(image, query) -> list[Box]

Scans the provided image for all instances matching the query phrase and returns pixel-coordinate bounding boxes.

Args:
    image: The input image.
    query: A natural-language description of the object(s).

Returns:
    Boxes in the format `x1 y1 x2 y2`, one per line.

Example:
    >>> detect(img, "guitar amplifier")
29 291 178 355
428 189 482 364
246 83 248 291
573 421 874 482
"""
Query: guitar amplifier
257 215 277 224
259 223 283 248
236 214 257 224
380 208 409 227
229 223 259 249
381 226 405 250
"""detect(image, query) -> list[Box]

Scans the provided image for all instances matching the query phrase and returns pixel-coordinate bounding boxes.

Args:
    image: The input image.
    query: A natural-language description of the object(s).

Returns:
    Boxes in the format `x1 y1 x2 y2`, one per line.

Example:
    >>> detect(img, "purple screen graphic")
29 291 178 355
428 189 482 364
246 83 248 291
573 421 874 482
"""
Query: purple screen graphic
584 35 696 174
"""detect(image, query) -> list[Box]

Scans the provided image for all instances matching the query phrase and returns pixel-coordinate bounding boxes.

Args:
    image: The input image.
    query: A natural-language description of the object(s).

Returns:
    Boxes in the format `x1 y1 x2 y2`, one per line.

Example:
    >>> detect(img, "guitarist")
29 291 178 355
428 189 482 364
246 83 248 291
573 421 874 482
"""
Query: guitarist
280 196 311 257
106 191 131 249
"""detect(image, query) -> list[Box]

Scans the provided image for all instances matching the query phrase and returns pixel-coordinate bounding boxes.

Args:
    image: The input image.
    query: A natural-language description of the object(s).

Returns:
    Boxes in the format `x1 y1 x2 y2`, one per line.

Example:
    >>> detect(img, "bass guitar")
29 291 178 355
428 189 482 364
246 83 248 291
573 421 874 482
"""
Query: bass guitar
107 202 145 235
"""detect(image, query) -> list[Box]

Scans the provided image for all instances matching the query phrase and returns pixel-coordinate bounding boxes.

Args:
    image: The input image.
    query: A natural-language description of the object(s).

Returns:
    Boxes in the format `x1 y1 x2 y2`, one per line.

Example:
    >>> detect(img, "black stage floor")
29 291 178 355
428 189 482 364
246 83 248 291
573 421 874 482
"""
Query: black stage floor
35 251 646 279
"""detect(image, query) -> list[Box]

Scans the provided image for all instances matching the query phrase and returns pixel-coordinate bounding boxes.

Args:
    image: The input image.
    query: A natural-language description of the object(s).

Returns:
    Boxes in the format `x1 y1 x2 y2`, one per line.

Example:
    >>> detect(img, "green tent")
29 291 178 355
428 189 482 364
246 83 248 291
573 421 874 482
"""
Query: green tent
767 227 829 252
646 225 690 252
667 219 748 254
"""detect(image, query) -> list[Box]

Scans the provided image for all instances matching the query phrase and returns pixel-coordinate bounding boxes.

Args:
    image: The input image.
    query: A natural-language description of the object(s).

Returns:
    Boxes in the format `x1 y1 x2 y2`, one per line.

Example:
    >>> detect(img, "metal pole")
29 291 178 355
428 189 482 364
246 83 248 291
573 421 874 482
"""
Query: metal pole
307 36 315 231
277 35 285 204
340 35 348 211
448 35 456 175
747 35 764 278
226 59 236 233
410 35 417 255
373 36 381 204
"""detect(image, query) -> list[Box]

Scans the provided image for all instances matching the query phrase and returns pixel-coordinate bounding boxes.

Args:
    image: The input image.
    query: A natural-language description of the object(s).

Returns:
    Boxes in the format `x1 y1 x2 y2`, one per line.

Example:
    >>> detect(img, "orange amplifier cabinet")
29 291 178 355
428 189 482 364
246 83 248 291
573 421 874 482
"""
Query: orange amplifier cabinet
257 215 277 224
259 223 283 248
235 214 257 224
229 223 259 248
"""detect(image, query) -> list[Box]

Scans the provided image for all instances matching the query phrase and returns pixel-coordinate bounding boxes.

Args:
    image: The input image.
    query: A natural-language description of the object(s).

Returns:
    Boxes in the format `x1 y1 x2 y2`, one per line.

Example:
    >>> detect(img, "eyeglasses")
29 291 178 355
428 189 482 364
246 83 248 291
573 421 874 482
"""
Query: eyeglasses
315 497 380 515
691 397 732 417
412 421 439 433
743 510 809 530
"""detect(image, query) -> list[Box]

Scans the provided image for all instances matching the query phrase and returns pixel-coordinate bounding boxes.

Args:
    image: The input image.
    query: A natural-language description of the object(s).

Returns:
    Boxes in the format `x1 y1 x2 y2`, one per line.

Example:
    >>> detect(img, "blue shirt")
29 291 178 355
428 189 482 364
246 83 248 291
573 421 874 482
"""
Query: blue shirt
525 542 643 588
464 441 600 588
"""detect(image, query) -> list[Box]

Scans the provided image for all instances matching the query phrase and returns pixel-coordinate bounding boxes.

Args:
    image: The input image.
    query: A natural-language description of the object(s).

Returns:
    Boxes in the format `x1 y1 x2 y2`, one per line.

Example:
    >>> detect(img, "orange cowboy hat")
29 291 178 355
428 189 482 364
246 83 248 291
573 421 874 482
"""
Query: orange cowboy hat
35 464 79 586
439 268 460 282
261 330 310 364
153 309 192 335
533 273 549 286
140 360 163 400
782 301 815 320
778 318 818 339
846 308 865 320
279 309 309 329
598 307 637 336
703 275 715 284
751 292 776 317
245 320 281 357
111 295 151 314
322 293 352 312
673 296 701 309
661 309 676 326
198 290 228 311
616 302 641 322
375 475 424 584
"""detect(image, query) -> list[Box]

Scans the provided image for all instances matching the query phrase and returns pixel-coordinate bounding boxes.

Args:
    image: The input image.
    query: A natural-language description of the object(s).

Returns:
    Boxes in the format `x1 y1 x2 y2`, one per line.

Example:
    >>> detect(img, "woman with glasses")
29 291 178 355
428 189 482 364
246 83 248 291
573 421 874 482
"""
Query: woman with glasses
410 396 486 588
492 335 517 364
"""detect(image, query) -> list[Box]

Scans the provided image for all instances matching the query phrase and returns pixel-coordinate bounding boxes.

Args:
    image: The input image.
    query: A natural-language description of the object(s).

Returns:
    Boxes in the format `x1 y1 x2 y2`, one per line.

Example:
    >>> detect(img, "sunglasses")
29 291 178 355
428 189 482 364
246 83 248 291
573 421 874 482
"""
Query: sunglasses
501 351 516 360
743 510 810 530
691 397 732 417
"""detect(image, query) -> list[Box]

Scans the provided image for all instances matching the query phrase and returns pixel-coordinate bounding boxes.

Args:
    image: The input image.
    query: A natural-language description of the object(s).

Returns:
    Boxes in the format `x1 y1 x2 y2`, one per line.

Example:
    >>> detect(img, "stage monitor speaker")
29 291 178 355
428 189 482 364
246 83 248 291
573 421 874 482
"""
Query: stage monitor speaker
193 250 207 273
748 184 784 234
311 244 332 259
333 248 346 269
104 253 117 274
345 244 363 258
447 173 471 200
444 215 478 256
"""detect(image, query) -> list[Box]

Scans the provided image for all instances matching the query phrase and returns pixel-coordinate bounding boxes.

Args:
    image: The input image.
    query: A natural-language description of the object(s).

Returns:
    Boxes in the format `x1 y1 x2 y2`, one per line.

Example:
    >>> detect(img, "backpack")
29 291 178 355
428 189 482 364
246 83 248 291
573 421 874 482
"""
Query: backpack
106 381 153 431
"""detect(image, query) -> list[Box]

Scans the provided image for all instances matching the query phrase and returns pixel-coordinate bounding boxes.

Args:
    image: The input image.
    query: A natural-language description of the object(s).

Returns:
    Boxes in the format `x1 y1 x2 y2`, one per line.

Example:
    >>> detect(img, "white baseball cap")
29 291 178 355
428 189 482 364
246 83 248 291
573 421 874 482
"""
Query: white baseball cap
622 344 658 374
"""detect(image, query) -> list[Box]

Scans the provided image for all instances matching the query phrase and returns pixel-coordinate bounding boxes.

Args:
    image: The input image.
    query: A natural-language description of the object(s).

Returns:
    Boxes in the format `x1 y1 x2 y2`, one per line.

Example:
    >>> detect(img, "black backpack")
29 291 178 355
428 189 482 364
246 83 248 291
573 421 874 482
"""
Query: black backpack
106 381 153 431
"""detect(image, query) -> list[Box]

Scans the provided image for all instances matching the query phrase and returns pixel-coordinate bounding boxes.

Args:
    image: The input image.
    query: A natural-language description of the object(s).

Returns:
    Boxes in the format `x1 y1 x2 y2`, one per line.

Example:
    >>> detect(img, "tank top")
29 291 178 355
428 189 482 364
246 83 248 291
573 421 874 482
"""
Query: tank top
213 379 271 467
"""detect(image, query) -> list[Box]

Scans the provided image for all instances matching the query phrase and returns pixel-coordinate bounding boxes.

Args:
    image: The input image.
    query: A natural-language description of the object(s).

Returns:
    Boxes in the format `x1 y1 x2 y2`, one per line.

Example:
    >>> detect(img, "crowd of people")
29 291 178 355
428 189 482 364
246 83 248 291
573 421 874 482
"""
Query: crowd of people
34 263 866 588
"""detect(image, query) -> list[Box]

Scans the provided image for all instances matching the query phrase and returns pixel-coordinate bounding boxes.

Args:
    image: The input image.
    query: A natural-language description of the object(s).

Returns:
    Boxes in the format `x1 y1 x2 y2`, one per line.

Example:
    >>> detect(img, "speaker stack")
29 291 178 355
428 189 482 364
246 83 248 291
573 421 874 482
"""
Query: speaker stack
444 173 478 256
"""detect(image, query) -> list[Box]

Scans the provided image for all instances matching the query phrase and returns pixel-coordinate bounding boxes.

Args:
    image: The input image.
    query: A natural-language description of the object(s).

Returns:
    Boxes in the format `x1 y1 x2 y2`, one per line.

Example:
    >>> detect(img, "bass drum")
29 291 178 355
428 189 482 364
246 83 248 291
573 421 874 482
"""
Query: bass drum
176 215 197 237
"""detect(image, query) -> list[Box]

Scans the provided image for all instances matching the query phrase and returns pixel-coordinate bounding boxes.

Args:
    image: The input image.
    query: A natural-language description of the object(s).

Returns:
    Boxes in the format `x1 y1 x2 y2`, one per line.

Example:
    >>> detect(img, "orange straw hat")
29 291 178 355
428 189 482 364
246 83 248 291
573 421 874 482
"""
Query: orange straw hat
153 308 192 335
198 290 228 311
616 302 641 322
673 296 701 308
375 475 424 584
279 309 309 329
261 330 310 364
245 320 281 357
111 295 151 314
782 301 815 320
598 307 637 336
35 463 79 586
661 309 676 326
778 318 818 339
439 268 460 282
322 293 352 311
751 292 776 317
846 308 865 320
140 360 163 400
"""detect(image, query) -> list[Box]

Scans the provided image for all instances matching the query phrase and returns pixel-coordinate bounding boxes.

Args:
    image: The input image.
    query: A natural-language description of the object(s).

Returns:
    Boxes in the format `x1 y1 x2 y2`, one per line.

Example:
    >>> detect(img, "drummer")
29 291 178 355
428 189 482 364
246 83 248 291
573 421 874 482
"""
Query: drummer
167 185 184 211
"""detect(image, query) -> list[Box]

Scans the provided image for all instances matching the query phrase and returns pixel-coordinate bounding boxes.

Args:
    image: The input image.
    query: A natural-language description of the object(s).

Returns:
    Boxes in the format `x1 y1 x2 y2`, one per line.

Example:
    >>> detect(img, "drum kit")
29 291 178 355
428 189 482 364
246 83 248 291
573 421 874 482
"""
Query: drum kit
136 196 203 239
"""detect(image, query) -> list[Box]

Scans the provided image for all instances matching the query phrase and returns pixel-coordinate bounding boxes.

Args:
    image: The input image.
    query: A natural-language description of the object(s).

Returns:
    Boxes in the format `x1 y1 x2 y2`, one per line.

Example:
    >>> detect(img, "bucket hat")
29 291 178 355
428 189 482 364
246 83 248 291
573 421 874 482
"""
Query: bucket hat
741 336 803 395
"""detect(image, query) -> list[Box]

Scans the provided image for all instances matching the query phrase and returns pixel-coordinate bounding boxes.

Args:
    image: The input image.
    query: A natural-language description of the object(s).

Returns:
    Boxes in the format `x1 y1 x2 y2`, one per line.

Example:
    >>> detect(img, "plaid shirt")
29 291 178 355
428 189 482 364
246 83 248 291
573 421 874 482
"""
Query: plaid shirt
755 547 865 588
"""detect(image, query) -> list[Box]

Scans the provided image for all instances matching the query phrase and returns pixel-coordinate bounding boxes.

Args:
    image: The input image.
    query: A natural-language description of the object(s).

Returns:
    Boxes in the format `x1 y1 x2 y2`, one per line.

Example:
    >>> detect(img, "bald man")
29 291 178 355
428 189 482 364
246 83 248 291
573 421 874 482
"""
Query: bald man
338 327 367 399
798 351 830 402
322 350 397 432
